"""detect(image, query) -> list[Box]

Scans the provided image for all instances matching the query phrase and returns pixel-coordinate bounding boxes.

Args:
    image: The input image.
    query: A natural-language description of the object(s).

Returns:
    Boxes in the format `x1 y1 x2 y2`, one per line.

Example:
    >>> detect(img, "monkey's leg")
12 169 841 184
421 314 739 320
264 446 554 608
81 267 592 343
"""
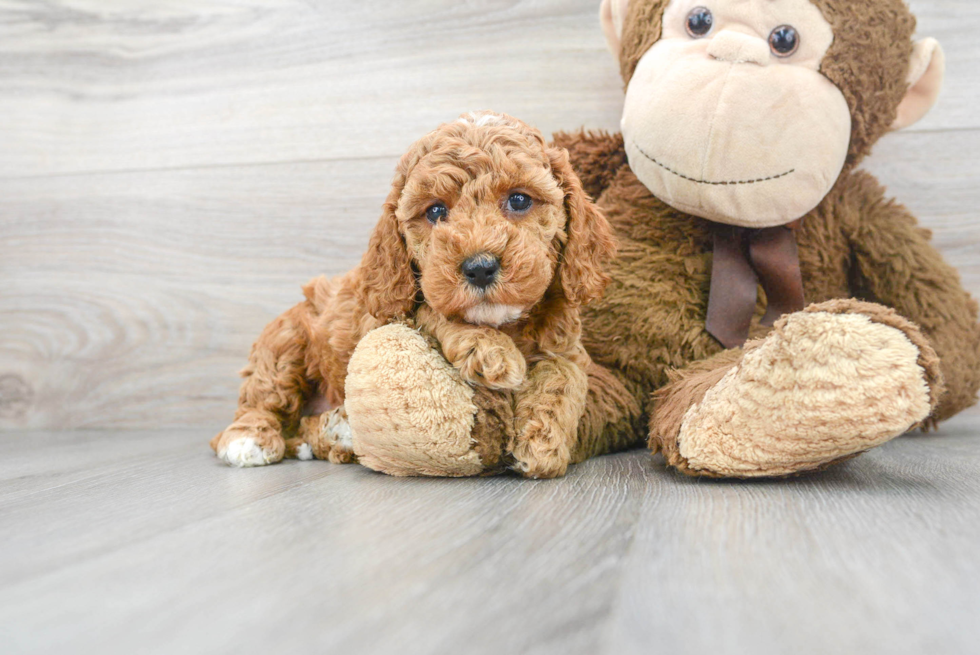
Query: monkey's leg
650 299 944 478
342 323 513 477
568 363 647 464
844 173 980 425
211 303 312 467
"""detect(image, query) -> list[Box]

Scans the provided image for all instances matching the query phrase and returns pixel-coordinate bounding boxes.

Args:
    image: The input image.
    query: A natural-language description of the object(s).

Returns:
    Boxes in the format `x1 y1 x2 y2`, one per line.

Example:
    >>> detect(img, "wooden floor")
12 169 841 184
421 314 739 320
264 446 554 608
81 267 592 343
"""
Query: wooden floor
2 417 980 654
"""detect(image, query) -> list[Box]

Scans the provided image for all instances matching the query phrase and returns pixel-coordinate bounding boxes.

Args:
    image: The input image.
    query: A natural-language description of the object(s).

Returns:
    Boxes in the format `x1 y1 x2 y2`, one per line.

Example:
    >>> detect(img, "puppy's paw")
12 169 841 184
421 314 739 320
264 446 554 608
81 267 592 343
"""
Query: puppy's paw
211 410 286 468
284 438 315 461
219 437 279 467
321 407 357 464
510 424 571 480
511 447 570 480
292 408 357 464
454 338 527 390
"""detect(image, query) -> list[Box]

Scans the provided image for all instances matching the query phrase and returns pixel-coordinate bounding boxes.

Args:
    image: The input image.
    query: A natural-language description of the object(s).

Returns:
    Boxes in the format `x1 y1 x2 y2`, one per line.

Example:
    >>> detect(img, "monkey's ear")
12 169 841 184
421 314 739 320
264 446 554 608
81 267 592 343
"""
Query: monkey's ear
892 38 945 131
600 0 630 58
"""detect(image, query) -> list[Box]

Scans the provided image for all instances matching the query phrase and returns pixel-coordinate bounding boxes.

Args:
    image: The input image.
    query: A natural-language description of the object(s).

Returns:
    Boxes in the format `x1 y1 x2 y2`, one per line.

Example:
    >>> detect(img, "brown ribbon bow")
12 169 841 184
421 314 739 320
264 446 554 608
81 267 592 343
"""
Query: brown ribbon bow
705 221 806 349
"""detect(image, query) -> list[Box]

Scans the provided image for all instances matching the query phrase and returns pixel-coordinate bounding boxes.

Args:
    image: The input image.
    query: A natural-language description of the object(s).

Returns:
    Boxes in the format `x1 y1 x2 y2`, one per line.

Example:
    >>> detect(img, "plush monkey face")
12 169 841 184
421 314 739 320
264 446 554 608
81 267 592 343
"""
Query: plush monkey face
602 0 945 228
621 0 848 227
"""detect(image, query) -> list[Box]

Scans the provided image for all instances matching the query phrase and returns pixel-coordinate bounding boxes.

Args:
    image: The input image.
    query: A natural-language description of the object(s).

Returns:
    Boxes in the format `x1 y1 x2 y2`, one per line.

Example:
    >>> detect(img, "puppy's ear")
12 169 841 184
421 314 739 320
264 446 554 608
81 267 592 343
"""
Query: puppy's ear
358 177 417 322
549 146 616 306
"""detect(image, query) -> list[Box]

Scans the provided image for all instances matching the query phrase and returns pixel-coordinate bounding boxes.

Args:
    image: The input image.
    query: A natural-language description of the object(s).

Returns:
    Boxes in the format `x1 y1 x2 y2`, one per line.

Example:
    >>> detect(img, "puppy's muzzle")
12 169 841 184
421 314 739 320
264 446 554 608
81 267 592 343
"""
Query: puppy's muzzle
461 254 500 290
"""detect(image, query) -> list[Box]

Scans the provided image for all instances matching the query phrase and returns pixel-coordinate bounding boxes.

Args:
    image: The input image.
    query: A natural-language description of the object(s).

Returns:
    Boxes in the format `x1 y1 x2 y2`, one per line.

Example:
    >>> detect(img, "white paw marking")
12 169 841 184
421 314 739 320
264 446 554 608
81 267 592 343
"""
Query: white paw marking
295 442 313 461
219 437 273 468
325 407 354 450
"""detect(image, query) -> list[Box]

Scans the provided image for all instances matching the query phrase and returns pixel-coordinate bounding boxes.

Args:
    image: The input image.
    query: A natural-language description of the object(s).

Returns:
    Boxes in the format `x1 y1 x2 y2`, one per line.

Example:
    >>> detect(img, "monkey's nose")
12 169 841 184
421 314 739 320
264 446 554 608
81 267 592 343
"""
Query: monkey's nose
707 30 770 66
461 254 500 290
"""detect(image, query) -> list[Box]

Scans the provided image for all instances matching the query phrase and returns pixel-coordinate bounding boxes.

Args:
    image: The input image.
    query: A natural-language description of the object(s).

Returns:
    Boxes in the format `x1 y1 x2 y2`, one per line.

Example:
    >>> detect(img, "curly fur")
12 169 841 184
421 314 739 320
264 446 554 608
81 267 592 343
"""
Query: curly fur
535 0 980 477
211 112 615 472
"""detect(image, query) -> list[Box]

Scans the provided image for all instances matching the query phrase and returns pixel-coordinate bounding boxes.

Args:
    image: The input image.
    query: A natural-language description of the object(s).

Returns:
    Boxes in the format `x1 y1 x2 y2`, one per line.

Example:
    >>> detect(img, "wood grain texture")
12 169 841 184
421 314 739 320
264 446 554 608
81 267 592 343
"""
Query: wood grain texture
0 0 978 429
2 417 979 654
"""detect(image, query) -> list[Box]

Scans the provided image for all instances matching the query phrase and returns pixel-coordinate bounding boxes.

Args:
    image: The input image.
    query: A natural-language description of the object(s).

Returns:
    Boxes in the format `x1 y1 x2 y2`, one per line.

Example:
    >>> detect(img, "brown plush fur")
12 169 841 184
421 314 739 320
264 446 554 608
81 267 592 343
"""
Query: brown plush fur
649 299 944 477
539 0 980 474
650 347 747 475
548 130 980 468
212 112 615 473
469 385 516 475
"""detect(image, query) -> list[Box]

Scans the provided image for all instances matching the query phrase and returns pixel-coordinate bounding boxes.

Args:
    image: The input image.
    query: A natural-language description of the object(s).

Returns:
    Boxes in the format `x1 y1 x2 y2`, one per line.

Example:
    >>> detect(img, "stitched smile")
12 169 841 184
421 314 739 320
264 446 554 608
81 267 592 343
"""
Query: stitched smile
631 140 795 186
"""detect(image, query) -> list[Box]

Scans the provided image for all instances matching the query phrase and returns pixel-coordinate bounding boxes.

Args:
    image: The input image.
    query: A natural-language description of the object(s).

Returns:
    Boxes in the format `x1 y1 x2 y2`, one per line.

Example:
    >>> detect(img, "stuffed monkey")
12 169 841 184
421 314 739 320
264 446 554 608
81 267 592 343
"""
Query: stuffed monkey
558 0 980 477
335 0 980 478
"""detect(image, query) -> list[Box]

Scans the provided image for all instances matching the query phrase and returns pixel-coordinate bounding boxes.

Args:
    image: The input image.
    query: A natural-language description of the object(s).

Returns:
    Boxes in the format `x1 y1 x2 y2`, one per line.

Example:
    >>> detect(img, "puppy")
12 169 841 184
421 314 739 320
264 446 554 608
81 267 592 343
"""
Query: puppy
211 111 615 478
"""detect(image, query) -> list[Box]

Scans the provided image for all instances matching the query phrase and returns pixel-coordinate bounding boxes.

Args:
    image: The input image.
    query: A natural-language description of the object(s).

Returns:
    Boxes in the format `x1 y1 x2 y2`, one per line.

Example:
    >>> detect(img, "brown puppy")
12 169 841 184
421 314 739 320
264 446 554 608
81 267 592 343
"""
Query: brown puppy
211 111 615 477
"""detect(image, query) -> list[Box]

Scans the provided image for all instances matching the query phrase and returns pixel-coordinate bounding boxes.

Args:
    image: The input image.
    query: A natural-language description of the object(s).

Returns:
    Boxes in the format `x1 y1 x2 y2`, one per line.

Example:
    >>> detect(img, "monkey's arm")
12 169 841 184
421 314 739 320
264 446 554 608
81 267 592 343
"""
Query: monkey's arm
580 235 724 393
842 171 980 424
550 129 628 200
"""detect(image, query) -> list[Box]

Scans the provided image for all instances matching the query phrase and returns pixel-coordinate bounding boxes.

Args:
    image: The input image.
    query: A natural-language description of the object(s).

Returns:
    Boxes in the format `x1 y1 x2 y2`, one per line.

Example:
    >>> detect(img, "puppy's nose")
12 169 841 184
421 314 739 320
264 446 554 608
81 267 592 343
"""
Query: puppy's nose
461 254 500 290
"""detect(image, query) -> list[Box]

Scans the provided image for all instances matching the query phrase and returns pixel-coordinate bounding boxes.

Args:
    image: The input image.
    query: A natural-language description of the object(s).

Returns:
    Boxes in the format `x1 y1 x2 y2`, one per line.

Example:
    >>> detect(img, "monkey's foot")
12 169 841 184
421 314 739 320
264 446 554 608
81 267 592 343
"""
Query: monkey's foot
652 299 944 478
344 323 512 477
211 410 286 468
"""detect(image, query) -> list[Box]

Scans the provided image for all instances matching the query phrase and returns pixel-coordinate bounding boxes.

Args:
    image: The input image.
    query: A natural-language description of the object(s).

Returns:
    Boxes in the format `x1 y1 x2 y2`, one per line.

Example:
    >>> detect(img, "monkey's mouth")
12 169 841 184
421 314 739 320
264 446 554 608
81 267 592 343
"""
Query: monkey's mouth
630 140 795 186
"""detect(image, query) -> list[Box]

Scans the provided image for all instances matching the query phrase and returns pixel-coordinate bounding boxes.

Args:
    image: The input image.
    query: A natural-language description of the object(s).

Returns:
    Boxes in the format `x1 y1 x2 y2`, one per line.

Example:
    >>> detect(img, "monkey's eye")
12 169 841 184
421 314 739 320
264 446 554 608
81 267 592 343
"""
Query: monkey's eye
506 192 533 213
769 25 799 57
686 7 713 38
425 202 448 224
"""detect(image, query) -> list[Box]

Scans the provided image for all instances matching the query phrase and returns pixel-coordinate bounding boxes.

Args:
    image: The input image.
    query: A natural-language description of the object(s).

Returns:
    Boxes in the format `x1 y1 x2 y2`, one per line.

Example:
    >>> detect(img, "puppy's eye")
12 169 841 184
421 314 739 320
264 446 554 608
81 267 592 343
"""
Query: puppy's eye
769 25 799 57
686 7 713 38
425 202 448 224
506 192 532 213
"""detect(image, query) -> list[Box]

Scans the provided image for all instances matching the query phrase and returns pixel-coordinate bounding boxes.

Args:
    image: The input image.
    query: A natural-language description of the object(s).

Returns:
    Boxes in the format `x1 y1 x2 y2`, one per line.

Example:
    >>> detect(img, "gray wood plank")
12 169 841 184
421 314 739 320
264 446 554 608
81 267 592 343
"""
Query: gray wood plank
0 0 974 179
0 0 626 178
0 157 392 430
0 429 651 655
604 418 980 655
1 417 979 654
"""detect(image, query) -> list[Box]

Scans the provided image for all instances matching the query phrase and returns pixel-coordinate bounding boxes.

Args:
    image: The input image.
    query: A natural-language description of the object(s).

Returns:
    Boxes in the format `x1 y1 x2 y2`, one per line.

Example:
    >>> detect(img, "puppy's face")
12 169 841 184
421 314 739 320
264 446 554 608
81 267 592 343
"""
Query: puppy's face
394 116 568 327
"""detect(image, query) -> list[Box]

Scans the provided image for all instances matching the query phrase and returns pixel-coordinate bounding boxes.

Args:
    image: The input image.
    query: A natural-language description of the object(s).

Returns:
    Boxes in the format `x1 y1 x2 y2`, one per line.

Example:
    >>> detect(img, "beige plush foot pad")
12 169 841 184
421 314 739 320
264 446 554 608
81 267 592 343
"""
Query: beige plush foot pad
670 300 943 477
344 323 486 477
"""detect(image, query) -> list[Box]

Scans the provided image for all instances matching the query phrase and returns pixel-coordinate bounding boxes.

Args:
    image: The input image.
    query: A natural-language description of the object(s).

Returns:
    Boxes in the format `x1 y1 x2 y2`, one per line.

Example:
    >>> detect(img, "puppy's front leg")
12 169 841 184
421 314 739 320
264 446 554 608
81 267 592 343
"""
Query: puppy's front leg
510 355 589 479
418 306 526 390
